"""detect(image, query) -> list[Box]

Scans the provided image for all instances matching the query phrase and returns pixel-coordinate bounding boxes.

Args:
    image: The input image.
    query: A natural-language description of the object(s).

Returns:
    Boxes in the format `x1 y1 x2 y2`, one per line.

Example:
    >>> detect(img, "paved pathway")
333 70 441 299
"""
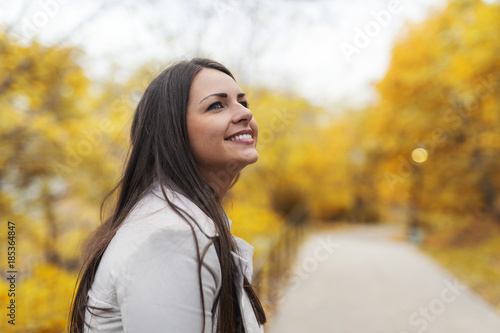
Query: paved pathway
265 224 500 333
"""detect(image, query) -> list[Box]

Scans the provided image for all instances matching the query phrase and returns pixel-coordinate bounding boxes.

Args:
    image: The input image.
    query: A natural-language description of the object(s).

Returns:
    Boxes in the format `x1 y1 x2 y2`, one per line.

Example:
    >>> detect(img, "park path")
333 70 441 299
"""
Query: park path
265 224 500 333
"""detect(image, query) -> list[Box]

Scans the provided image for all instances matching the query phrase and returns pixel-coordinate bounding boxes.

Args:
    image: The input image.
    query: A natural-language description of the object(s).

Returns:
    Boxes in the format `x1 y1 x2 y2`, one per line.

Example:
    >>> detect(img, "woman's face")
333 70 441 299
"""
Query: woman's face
187 68 259 180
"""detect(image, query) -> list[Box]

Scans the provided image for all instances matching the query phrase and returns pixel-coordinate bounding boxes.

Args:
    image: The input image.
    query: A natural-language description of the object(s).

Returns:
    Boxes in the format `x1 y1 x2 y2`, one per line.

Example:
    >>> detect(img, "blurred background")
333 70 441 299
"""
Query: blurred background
1 0 499 331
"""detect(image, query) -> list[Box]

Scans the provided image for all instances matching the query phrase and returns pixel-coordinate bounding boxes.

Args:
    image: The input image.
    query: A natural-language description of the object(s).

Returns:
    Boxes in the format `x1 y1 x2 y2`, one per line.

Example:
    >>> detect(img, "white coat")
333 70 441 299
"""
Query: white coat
84 183 264 333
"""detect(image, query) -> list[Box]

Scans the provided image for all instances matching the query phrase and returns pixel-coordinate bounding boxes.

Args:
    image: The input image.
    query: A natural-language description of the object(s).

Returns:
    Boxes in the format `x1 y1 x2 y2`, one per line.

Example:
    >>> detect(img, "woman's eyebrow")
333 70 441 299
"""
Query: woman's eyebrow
199 92 246 104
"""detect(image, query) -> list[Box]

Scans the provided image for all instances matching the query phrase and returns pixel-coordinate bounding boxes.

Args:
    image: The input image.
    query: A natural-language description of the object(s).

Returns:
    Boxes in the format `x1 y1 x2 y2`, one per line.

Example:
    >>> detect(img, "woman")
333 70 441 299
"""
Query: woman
69 58 266 332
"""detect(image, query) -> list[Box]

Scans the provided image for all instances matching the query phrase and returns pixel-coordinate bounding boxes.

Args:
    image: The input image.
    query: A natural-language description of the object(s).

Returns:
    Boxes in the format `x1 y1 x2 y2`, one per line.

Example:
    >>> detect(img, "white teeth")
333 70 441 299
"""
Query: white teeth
228 134 252 141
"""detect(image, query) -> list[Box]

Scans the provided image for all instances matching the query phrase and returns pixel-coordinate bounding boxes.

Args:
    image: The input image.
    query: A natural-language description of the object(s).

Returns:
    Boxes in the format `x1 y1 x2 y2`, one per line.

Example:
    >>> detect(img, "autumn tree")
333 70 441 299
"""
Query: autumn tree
361 0 500 225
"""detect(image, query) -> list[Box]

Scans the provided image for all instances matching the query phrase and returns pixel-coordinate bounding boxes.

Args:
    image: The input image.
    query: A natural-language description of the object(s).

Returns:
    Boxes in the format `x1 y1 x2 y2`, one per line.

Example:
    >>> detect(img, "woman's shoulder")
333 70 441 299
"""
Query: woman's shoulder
91 186 220 294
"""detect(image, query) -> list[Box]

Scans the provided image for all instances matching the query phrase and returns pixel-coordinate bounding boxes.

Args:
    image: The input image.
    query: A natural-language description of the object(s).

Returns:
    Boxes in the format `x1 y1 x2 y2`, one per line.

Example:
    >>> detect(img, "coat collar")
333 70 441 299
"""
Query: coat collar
150 182 220 238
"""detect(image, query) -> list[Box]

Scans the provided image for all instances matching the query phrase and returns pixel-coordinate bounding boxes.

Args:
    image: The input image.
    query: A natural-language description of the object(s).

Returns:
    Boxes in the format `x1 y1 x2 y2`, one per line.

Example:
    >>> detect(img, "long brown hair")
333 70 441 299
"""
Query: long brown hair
69 58 266 332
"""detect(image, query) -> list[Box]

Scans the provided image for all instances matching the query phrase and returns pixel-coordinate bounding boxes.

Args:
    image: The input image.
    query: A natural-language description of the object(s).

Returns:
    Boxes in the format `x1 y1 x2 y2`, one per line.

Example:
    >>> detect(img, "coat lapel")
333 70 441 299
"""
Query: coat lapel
232 236 265 333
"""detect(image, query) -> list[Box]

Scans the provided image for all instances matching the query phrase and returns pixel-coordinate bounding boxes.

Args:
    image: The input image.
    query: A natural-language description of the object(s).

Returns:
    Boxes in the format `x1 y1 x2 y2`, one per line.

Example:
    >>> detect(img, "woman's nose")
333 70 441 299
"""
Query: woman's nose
233 103 253 123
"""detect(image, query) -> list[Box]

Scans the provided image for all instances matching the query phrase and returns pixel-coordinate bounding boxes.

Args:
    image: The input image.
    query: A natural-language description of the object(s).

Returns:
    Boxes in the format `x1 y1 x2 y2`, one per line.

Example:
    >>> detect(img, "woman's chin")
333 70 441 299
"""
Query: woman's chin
242 151 259 165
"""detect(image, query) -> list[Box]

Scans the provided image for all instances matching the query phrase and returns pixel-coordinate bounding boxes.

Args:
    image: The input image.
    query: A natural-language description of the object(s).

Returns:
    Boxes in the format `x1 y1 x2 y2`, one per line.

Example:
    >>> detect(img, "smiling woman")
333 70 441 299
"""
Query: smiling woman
69 58 266 333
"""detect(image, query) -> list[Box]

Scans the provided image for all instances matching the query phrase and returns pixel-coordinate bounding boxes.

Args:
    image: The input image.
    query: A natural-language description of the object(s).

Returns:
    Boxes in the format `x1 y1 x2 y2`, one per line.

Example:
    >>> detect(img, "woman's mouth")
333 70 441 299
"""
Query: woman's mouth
225 134 252 141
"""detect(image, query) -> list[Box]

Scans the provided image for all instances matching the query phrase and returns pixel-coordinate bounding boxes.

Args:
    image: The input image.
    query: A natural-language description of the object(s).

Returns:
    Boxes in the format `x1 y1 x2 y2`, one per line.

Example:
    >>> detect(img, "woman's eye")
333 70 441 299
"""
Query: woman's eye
207 102 223 111
240 101 249 108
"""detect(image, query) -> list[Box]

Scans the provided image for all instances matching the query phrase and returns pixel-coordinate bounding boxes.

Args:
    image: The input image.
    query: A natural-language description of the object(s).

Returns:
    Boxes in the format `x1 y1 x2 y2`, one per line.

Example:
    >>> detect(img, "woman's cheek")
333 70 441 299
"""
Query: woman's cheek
252 120 259 145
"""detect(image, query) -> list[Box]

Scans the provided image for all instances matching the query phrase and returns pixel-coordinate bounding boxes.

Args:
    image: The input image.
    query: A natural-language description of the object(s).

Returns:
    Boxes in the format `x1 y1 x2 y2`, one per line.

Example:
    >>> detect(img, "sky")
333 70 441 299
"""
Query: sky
1 0 452 108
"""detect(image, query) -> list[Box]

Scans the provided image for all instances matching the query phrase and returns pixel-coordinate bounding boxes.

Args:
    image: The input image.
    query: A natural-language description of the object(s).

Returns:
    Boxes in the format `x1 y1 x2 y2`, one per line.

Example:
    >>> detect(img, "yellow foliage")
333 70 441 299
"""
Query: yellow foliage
359 0 500 222
0 264 77 332
226 198 285 259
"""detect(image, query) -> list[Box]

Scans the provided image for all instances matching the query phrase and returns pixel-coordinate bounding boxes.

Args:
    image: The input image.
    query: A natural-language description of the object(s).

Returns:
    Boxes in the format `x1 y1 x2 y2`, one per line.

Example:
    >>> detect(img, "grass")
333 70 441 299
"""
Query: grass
422 217 500 313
